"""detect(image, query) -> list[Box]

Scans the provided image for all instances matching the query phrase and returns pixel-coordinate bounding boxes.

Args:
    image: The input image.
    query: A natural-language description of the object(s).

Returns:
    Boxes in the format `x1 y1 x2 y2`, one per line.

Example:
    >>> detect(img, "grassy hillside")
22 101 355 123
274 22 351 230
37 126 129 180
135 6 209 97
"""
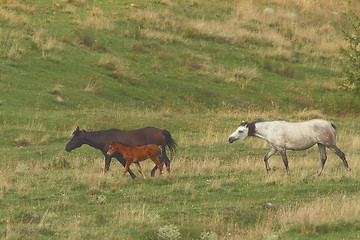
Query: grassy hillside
1 0 359 114
1 0 360 239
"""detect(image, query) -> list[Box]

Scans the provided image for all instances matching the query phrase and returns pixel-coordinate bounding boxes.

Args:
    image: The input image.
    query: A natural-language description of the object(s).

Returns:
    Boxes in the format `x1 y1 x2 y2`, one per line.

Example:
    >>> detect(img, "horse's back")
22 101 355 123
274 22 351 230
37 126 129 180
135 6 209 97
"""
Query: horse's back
259 119 336 150
108 127 165 146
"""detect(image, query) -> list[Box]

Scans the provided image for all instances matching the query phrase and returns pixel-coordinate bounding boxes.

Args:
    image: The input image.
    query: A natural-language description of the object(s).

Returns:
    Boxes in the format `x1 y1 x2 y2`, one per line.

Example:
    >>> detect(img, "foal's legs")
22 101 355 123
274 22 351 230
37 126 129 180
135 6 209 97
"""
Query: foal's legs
134 162 146 179
329 146 351 171
264 147 277 173
111 153 137 179
150 155 163 176
317 143 327 176
123 161 132 177
279 150 289 172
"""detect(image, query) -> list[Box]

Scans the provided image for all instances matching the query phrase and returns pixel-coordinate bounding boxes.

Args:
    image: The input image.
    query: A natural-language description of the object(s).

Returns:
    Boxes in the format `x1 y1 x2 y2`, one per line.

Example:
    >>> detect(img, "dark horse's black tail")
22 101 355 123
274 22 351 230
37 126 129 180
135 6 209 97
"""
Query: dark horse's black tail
162 129 177 159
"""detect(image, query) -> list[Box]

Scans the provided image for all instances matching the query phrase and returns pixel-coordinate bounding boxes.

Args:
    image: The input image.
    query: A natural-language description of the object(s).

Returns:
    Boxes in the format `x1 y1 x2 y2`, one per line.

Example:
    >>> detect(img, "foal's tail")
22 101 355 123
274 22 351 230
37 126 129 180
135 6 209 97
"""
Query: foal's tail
162 129 177 158
330 121 337 130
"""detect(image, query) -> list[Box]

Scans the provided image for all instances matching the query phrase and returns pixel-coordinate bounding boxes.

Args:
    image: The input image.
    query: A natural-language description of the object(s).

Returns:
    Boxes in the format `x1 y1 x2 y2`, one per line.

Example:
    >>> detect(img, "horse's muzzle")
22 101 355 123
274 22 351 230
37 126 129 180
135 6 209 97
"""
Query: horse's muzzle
228 137 236 143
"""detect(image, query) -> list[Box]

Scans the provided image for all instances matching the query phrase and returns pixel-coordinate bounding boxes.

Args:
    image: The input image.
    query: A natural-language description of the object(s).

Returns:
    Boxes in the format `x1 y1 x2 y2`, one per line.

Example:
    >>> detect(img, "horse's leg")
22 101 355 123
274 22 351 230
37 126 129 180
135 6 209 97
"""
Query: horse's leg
152 147 169 177
162 146 171 174
104 155 112 173
264 147 277 173
150 156 163 176
151 166 158 177
114 153 136 179
134 162 146 179
317 143 327 176
279 149 289 173
329 146 351 171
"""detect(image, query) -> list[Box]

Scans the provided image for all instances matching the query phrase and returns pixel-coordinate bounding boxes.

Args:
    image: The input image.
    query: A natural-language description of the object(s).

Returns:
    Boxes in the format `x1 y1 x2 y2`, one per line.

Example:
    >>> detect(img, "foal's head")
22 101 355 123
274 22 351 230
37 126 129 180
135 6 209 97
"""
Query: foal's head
65 126 85 152
228 121 249 143
106 143 117 156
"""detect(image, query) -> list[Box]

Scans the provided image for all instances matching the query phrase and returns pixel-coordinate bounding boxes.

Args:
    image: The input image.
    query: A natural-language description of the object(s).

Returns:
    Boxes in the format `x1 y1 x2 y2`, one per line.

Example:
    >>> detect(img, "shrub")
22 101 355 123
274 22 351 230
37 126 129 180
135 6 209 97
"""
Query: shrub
14 134 34 147
341 11 360 92
157 224 181 240
84 77 99 95
200 231 218 240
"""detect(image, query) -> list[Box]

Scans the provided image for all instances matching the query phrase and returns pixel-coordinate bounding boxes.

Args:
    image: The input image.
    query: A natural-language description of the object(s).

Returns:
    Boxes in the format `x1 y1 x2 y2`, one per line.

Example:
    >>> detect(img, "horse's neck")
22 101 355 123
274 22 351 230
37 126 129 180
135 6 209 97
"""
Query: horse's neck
251 122 270 140
83 131 105 150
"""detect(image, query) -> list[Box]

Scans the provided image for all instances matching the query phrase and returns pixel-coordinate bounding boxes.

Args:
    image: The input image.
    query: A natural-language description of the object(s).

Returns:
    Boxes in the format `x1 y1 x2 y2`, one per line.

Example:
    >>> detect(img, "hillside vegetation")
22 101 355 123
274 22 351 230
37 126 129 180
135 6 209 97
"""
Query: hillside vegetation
1 1 360 240
1 0 359 114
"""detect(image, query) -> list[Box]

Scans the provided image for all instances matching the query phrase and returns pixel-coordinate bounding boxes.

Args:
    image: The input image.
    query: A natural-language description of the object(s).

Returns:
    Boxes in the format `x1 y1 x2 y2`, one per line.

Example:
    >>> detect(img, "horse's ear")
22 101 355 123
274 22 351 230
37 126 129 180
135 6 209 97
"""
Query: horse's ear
73 126 82 135
240 121 248 126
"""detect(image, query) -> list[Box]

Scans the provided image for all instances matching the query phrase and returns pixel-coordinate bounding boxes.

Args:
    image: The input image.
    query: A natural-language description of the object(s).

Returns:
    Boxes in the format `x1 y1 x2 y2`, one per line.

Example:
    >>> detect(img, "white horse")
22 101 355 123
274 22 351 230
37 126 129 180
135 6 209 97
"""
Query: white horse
228 119 350 175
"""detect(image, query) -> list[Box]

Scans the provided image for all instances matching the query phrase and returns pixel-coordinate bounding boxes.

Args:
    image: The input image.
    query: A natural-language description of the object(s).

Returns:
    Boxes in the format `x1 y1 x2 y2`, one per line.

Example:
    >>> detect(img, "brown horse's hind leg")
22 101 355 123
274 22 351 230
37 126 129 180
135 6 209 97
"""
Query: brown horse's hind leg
330 146 351 171
162 146 171 174
151 166 158 177
134 162 146 179
152 147 169 177
317 143 327 176
150 156 163 176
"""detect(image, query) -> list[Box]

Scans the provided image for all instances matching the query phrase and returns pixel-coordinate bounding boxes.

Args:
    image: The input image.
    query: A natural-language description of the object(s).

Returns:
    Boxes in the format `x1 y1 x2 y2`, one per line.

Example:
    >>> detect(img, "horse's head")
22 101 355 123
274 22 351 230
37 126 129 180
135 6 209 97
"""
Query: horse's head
228 121 249 143
65 126 85 152
106 143 116 156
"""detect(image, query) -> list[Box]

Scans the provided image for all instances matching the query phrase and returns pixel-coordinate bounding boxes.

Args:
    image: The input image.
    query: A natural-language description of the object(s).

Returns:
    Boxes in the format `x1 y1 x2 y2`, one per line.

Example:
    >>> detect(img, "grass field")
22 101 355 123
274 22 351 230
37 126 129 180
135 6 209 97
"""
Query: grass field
1 0 360 239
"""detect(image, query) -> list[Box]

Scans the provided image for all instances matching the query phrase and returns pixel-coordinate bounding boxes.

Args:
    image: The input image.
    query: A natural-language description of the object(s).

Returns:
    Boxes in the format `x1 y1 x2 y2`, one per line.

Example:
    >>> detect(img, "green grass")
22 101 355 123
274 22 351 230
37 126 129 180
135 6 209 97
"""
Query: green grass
1 0 360 239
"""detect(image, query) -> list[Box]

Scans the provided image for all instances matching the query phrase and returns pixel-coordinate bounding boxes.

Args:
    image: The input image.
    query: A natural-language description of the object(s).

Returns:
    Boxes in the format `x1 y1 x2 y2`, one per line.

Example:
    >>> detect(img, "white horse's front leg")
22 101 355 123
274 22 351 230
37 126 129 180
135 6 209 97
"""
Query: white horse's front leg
264 147 277 173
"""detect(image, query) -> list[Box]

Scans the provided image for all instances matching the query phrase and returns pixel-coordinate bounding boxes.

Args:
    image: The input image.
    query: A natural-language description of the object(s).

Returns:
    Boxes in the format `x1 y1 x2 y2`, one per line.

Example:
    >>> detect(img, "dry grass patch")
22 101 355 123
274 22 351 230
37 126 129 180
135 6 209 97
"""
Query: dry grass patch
6 40 25 60
274 194 360 234
63 4 76 14
181 0 357 60
223 67 260 88
14 133 35 147
2 2 36 14
31 29 64 56
84 77 99 95
0 7 30 26
140 29 185 43
77 15 114 31
98 53 139 81
114 203 161 226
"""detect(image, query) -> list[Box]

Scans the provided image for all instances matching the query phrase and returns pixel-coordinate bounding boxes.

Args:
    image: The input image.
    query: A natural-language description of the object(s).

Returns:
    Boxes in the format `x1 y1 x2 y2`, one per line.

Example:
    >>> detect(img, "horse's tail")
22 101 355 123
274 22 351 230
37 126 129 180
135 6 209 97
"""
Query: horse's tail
330 121 337 130
162 129 177 158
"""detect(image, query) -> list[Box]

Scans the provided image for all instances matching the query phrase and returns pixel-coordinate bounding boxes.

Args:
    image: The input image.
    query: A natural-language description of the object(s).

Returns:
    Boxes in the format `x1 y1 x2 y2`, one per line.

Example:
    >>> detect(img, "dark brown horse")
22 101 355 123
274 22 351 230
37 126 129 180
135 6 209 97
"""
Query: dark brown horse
65 126 177 179
107 143 163 178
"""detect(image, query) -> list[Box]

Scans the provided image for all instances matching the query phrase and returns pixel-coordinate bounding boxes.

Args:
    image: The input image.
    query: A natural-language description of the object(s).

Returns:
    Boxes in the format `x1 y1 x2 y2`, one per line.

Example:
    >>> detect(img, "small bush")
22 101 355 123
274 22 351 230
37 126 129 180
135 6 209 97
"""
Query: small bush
47 84 63 95
6 41 25 61
14 134 35 147
50 157 71 169
84 77 99 95
263 59 295 78
341 11 360 92
14 210 41 224
157 224 181 240
200 231 218 240
78 30 107 51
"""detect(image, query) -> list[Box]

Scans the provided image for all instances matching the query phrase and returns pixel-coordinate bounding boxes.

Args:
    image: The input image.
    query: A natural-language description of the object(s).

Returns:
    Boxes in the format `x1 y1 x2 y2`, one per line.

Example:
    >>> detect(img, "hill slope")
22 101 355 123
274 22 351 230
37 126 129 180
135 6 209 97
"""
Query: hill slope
1 0 359 115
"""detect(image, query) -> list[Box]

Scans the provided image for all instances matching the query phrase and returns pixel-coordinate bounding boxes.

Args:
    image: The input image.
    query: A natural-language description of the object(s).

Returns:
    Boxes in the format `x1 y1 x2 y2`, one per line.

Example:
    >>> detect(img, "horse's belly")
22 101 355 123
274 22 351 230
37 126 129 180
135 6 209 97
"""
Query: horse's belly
285 140 316 150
